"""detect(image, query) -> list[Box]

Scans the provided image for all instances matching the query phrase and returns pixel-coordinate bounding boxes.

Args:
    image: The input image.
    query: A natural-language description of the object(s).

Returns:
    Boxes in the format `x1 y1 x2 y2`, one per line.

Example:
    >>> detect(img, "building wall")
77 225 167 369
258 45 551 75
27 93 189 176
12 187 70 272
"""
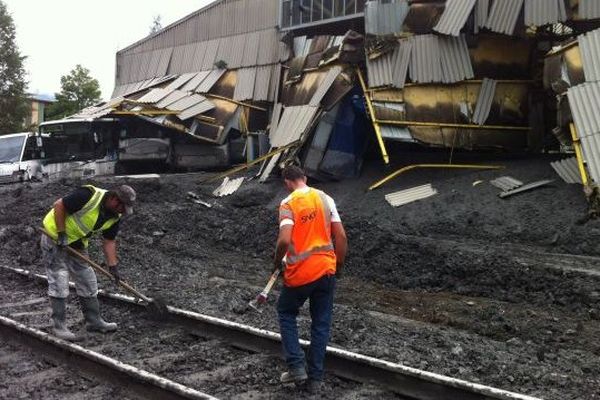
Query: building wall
114 0 281 88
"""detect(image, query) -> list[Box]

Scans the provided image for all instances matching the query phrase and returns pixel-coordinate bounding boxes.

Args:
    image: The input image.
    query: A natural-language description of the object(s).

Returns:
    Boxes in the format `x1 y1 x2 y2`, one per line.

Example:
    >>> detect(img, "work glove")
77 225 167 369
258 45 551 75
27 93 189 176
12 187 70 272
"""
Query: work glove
56 231 68 248
109 264 120 285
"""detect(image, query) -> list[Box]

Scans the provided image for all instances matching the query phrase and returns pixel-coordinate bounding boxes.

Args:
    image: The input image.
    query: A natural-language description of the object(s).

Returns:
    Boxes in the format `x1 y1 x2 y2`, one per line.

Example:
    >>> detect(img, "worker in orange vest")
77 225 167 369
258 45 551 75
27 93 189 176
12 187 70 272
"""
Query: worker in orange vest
273 165 347 394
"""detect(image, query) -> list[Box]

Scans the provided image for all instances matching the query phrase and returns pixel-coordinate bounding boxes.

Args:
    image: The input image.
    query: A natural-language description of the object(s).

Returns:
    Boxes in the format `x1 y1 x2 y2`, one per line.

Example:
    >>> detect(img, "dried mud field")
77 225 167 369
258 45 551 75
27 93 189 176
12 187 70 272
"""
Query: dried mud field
1 153 600 399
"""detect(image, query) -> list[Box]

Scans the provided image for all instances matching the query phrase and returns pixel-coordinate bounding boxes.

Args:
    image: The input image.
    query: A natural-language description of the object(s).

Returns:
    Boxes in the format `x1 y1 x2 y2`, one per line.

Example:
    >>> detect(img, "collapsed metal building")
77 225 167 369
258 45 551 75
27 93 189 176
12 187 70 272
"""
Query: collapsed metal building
53 0 600 184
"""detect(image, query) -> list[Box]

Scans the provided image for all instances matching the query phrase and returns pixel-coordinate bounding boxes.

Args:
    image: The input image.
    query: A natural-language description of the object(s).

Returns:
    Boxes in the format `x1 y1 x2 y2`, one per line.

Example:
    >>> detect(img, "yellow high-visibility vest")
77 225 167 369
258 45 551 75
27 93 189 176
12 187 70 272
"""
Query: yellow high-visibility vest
43 185 119 248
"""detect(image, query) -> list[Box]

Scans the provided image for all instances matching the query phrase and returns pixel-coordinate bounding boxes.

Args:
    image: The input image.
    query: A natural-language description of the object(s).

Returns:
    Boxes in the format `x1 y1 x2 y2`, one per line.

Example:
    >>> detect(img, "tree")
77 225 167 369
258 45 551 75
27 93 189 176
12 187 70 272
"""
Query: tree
46 65 101 119
149 15 162 35
0 1 28 134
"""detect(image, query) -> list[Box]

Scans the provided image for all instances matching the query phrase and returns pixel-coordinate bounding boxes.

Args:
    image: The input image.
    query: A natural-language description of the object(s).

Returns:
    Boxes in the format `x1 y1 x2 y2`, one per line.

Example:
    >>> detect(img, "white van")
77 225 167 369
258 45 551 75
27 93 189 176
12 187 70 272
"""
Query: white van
0 132 43 183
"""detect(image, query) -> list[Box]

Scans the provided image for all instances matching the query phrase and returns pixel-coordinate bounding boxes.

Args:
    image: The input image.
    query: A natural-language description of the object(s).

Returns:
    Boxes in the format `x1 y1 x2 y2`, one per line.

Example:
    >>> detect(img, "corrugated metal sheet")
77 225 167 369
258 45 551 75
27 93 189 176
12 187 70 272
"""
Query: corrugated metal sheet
270 105 319 147
157 48 173 77
551 157 584 184
118 0 279 57
180 71 211 92
233 67 257 101
490 176 523 191
579 28 600 82
580 0 600 20
409 35 442 84
392 39 413 88
201 39 220 70
303 105 339 176
472 78 497 125
213 177 245 197
180 42 197 73
380 125 414 142
268 64 281 102
367 52 393 88
169 45 187 74
568 82 600 183
498 179 554 198
309 66 343 107
475 0 490 32
167 93 208 112
385 184 438 207
257 29 279 65
242 31 260 66
365 0 409 36
524 0 567 26
485 0 524 36
440 35 474 83
294 36 308 57
434 0 477 37
137 88 172 104
178 99 216 120
155 90 189 109
196 69 226 93
253 65 272 101
164 73 196 92
269 103 283 139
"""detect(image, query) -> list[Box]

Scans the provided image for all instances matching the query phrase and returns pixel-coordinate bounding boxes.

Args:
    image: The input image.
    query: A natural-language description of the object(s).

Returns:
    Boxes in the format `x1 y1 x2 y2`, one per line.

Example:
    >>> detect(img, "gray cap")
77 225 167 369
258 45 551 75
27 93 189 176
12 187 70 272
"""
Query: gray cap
115 185 136 215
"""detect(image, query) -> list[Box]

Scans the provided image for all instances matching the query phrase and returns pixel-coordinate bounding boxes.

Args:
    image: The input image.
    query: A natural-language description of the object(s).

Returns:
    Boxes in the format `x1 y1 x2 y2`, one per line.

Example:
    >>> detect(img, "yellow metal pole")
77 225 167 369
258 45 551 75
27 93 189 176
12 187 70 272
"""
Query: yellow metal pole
375 119 531 131
356 68 390 164
569 123 589 186
368 164 505 191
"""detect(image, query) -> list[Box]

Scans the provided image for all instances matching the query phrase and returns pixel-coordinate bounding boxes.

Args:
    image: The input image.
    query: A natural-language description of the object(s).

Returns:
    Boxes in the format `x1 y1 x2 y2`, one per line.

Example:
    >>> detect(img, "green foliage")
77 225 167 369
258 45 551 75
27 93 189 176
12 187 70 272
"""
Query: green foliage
149 15 162 35
0 0 28 134
46 65 102 120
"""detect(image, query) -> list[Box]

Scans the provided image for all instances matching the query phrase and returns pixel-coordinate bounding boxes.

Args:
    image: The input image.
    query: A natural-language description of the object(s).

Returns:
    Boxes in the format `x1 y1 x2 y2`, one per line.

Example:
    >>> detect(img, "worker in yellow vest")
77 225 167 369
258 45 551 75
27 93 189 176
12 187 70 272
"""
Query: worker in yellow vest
274 165 347 394
41 184 136 341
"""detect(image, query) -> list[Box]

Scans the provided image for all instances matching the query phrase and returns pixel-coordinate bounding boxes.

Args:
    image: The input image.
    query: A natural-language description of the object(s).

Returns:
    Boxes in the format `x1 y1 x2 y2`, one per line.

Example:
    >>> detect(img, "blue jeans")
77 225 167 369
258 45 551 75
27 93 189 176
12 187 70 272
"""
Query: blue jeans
277 274 336 381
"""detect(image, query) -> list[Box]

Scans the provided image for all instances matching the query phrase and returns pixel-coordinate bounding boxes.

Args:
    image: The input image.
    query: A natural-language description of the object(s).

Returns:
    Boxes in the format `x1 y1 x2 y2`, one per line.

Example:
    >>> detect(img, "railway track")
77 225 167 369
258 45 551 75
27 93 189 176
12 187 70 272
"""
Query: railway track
0 265 541 400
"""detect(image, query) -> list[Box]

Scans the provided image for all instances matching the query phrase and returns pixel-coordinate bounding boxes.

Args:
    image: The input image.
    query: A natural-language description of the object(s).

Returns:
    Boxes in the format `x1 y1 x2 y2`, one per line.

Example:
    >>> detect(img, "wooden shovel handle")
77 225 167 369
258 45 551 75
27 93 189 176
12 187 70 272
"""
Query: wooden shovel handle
37 227 150 302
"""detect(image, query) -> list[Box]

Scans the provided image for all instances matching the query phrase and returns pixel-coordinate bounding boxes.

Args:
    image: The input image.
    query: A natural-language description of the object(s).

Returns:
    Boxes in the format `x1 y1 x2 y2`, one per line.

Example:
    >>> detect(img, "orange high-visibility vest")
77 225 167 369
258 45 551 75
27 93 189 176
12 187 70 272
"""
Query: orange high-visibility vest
279 188 336 287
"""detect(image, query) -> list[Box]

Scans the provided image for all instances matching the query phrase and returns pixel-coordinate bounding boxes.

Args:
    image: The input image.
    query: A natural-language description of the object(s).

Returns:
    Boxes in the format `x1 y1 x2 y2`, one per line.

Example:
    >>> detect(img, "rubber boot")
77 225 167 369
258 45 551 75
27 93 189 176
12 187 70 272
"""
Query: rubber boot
49 297 78 341
80 297 117 333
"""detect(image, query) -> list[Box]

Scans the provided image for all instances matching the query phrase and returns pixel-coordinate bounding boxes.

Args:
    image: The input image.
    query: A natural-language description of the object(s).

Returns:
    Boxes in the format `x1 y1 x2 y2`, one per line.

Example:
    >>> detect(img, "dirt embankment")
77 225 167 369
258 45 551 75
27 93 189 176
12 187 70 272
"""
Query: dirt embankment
1 154 599 399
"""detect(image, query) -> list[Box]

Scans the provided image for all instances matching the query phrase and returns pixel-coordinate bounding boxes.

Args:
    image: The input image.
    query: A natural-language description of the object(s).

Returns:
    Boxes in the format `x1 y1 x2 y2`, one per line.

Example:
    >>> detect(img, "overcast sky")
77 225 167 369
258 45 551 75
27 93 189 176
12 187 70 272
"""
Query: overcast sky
5 0 212 100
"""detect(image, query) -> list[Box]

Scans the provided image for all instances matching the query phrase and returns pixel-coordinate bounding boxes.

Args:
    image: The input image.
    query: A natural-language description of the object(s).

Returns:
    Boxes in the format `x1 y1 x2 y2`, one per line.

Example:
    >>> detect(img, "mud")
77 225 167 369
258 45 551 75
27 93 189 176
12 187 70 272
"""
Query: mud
1 153 600 399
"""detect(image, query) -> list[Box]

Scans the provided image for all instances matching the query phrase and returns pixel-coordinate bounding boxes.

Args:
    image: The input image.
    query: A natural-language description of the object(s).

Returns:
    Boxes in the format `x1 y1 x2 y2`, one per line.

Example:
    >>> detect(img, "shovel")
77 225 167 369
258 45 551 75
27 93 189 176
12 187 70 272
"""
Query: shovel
248 268 281 313
37 227 169 320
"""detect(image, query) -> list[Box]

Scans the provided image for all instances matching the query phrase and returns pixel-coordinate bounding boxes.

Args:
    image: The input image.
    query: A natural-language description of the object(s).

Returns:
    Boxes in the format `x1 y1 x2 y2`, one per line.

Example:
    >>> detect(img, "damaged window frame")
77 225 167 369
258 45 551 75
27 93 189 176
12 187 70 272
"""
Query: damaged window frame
280 0 365 29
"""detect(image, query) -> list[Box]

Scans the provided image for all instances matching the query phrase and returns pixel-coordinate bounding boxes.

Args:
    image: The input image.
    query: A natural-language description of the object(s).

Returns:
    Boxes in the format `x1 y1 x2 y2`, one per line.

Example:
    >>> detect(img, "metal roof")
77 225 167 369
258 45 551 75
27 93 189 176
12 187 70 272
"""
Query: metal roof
213 177 245 197
233 67 257 101
485 0 524 36
269 105 319 147
180 71 212 92
580 0 600 20
380 125 414 142
475 0 490 33
137 88 172 104
365 0 409 36
155 90 189 109
164 73 197 92
434 0 477 37
178 99 216 121
252 65 270 102
567 82 600 183
196 69 226 93
385 184 438 207
392 38 413 88
242 31 261 66
524 0 567 26
579 28 600 82
367 51 393 88
118 0 279 56
310 66 343 106
440 35 474 83
472 78 497 125
166 93 209 112
550 157 584 184
409 35 442 84
490 176 523 191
